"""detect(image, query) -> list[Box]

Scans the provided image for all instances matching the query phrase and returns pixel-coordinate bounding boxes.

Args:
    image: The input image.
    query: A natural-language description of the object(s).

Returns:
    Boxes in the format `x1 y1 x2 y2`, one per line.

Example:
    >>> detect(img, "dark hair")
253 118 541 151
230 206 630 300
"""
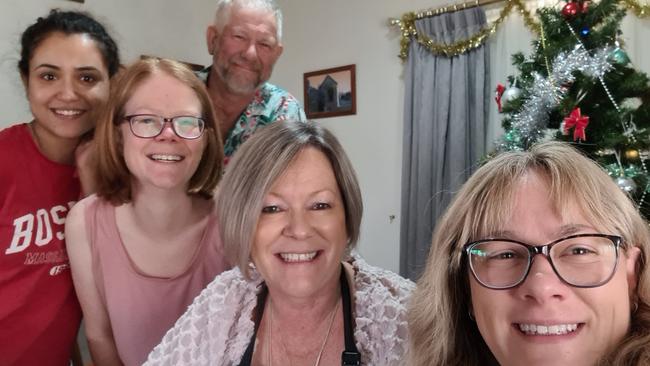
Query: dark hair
18 9 120 78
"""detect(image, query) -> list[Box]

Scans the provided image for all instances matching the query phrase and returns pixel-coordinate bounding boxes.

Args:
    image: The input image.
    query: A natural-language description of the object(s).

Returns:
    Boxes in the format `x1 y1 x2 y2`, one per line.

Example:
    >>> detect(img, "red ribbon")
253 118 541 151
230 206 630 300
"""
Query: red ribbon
564 107 589 141
495 84 505 112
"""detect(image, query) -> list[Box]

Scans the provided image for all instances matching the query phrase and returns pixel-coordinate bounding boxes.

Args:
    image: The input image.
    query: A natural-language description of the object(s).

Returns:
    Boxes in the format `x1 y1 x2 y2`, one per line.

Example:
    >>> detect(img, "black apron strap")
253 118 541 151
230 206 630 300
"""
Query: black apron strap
340 265 361 365
237 283 268 366
239 266 361 366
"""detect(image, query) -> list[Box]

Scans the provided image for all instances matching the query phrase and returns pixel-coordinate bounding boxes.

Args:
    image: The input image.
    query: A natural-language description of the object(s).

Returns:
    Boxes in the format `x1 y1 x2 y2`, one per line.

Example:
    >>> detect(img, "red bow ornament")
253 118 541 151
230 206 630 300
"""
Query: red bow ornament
563 107 589 141
495 84 505 112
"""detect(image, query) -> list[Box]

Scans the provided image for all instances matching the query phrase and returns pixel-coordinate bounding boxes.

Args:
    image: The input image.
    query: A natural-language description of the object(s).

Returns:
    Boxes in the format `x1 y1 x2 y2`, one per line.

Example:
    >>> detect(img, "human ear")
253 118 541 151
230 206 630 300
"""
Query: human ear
206 25 219 55
20 73 29 95
625 246 642 293
272 43 284 62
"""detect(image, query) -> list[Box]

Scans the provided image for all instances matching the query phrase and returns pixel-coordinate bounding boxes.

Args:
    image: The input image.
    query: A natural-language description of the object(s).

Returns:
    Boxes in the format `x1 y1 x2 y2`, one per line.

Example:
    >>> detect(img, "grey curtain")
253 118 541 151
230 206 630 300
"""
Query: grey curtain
400 7 490 281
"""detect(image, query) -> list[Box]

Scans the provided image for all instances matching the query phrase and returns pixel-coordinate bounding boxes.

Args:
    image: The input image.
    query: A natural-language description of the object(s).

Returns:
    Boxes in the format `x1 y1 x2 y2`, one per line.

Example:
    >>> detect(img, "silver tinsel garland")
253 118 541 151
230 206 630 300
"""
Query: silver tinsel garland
498 45 613 151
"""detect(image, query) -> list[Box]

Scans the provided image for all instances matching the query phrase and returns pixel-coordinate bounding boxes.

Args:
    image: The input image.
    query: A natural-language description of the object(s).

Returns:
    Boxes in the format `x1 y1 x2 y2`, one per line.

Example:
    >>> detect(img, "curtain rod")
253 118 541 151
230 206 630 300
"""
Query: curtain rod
390 0 536 59
412 0 507 18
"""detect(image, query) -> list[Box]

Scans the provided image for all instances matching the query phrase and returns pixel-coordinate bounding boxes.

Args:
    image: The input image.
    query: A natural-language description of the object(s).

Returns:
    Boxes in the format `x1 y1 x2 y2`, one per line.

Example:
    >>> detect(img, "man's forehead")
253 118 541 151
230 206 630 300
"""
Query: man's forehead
229 6 277 29
227 22 277 36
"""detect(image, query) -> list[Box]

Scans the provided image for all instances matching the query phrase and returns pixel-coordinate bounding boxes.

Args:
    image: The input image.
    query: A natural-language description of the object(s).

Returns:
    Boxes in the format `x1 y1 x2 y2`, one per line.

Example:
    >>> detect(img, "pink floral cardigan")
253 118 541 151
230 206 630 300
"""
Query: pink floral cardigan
144 255 414 366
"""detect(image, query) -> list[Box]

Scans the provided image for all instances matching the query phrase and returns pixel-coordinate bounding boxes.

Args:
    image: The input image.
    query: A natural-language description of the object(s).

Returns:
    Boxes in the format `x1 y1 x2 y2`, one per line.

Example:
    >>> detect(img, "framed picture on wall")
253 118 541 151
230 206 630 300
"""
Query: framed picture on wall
303 64 356 119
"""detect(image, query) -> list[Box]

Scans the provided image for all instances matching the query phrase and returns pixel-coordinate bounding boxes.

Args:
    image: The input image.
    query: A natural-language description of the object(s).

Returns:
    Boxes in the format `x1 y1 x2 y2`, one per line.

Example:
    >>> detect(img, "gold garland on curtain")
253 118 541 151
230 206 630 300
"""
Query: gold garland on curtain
623 0 650 16
391 0 649 60
390 0 538 59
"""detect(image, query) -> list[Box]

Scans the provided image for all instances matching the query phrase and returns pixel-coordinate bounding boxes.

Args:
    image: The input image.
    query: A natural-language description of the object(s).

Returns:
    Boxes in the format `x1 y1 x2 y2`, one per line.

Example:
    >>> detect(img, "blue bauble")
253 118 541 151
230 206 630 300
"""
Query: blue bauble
609 48 630 65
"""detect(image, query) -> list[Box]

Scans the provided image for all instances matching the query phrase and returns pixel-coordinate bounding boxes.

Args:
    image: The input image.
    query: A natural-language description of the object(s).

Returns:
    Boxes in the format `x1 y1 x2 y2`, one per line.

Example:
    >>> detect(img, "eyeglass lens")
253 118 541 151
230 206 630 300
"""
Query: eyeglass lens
467 235 618 289
128 115 204 139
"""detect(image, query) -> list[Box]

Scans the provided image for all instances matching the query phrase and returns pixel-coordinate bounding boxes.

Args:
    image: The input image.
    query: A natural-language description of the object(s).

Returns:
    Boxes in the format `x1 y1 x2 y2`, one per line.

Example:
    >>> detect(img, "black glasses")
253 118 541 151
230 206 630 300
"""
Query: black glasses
124 114 205 140
464 234 622 289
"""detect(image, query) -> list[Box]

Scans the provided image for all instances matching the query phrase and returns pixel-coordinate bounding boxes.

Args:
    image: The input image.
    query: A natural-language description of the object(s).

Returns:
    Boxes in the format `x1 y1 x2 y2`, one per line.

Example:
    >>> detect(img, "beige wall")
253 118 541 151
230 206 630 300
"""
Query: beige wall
272 0 444 273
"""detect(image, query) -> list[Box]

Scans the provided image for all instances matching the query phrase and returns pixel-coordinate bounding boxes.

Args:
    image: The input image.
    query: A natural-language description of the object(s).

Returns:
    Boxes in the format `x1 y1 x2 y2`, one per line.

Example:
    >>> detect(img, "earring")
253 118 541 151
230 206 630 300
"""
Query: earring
468 308 475 322
632 301 639 314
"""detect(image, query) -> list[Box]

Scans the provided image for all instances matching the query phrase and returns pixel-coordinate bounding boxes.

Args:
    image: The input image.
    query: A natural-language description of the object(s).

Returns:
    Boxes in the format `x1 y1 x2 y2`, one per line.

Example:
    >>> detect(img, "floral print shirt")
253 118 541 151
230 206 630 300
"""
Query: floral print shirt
196 67 306 164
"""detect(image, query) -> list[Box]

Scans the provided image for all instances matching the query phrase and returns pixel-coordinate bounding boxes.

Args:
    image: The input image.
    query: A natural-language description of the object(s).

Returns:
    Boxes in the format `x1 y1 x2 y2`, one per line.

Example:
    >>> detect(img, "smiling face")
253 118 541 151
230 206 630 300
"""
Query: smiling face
121 72 206 193
251 147 348 299
206 5 283 95
469 171 640 366
25 31 110 144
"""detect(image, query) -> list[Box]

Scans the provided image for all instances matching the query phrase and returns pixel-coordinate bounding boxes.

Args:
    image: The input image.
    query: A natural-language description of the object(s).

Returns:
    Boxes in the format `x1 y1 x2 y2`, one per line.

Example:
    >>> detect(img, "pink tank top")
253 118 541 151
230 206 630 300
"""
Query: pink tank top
84 195 230 366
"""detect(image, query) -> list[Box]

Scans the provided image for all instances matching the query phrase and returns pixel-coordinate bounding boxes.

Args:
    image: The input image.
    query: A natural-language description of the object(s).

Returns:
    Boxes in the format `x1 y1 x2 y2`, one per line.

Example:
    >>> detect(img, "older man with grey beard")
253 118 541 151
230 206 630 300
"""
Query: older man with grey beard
198 0 306 165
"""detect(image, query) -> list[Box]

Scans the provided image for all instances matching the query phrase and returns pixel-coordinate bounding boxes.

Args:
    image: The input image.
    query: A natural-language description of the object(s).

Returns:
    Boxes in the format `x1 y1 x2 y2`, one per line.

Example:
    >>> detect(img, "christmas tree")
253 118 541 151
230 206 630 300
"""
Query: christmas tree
497 0 650 218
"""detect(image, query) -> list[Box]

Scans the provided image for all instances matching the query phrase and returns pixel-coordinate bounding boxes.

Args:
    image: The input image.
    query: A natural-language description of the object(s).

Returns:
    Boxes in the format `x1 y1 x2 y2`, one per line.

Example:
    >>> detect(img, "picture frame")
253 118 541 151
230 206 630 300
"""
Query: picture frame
303 64 356 119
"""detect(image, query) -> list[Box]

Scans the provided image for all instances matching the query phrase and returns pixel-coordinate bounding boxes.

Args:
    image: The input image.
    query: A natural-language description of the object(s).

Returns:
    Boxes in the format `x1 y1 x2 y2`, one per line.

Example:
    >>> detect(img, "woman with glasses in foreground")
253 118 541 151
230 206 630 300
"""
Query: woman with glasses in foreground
65 58 229 366
408 141 650 366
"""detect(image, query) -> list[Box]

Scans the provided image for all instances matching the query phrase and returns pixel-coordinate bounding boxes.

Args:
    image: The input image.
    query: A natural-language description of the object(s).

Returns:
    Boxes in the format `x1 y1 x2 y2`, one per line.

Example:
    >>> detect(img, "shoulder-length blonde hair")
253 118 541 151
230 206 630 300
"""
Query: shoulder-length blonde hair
408 141 650 365
215 120 363 279
94 57 223 204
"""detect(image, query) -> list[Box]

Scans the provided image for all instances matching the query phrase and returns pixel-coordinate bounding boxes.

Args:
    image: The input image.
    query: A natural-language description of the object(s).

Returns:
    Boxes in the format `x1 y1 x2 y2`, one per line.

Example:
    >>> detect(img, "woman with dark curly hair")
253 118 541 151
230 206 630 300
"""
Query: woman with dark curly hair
0 9 120 366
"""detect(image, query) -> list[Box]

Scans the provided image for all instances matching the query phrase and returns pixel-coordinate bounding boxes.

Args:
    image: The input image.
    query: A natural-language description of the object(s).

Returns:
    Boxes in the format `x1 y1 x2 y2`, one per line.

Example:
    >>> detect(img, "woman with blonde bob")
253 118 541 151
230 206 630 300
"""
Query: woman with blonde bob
146 120 414 365
408 141 650 366
66 58 230 366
